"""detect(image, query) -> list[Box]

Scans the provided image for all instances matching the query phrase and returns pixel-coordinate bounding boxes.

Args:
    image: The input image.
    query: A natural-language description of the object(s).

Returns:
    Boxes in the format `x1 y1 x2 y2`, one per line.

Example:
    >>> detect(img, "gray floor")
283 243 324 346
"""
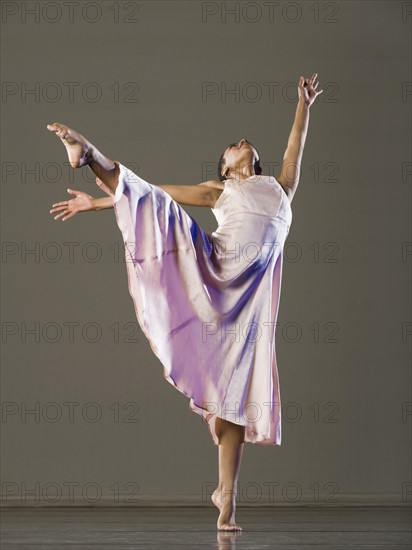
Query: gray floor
1 506 411 549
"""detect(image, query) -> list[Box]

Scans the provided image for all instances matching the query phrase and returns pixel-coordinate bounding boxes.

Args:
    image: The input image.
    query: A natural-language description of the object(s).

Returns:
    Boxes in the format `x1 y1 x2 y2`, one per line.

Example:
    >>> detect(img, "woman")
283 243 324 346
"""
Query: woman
48 73 323 531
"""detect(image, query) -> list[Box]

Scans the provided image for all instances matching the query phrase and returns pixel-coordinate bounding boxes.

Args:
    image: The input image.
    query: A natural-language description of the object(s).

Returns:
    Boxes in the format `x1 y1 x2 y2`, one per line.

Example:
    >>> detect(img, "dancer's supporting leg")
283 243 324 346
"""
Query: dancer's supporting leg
47 123 120 193
212 417 245 531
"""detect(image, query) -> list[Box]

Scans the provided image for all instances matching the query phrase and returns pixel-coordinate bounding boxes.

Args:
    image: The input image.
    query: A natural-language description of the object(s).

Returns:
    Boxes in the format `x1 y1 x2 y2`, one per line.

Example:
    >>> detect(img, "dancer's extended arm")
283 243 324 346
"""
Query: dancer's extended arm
95 171 220 208
277 73 323 202
94 178 221 207
50 181 221 221
93 196 114 210
50 189 113 221
157 180 220 207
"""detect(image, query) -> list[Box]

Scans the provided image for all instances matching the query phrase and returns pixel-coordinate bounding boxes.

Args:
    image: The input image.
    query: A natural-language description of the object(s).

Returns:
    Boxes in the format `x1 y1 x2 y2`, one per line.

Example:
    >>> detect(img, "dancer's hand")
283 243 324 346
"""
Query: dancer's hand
298 73 323 107
50 188 95 221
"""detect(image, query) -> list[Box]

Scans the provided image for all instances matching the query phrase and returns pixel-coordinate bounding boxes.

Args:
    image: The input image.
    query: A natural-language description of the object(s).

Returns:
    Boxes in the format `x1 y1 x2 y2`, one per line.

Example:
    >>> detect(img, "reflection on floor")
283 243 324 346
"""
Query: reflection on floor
1 506 411 549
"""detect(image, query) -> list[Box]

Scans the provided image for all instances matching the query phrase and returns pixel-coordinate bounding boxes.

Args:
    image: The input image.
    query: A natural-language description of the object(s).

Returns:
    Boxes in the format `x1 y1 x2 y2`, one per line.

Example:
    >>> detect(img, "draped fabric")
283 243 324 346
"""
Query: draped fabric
113 163 292 445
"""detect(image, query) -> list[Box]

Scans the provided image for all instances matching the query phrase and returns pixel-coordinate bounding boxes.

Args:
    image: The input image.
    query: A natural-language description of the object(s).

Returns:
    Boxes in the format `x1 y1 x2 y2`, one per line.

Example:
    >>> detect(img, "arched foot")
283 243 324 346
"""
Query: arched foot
212 488 243 531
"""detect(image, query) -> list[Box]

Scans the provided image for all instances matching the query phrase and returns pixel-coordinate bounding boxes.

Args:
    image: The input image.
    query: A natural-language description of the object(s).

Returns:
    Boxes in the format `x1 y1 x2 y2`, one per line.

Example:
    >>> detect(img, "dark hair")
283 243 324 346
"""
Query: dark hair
217 144 262 182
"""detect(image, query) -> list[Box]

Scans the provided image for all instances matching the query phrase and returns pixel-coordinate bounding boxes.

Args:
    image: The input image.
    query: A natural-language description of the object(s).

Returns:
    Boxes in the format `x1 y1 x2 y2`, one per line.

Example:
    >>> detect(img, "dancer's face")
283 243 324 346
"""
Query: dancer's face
221 139 260 179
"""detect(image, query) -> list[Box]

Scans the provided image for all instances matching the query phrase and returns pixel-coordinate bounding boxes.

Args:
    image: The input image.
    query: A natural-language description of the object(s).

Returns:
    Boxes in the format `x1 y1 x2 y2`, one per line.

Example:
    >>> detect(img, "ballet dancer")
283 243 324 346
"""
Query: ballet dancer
48 73 323 531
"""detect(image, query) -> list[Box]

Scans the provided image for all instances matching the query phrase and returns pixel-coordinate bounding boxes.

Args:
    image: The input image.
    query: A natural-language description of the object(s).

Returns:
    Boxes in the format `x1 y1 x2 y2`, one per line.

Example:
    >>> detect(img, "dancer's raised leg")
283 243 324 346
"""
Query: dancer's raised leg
212 417 245 531
47 123 120 194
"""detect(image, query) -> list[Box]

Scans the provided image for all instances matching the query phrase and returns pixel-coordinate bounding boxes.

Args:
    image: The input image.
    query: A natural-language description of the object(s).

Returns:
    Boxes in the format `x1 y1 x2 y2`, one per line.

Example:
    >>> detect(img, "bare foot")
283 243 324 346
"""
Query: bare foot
47 123 92 168
212 488 243 531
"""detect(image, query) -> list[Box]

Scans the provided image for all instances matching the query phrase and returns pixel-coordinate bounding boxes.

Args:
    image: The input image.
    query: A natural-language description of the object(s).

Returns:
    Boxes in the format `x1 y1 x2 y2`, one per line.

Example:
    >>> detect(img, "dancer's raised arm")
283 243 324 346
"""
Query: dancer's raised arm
277 73 323 202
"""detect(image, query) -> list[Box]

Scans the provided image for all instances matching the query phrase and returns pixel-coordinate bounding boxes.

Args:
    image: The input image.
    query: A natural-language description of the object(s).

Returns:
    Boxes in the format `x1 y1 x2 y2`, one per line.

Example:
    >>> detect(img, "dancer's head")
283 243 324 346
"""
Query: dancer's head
218 139 262 182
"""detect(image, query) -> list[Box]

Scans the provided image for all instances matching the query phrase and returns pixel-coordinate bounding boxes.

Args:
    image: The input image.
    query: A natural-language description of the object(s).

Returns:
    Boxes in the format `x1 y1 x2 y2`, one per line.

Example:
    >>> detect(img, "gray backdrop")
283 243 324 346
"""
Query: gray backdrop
1 0 410 506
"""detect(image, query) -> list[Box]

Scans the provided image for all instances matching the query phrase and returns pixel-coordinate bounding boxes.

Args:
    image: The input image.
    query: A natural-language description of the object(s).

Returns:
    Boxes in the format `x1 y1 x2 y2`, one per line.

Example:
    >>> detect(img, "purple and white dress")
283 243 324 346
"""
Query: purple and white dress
113 162 292 446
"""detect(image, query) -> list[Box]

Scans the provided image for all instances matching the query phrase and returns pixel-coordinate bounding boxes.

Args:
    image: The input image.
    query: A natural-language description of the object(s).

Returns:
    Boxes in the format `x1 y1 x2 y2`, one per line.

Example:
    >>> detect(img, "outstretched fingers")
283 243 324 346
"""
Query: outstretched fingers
50 202 71 220
51 208 70 221
50 203 69 214
306 73 323 95
58 211 75 222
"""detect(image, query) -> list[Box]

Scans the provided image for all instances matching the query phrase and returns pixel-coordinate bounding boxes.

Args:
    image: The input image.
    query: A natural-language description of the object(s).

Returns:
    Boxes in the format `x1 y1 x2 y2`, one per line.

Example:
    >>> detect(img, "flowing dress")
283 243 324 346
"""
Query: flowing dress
112 162 292 446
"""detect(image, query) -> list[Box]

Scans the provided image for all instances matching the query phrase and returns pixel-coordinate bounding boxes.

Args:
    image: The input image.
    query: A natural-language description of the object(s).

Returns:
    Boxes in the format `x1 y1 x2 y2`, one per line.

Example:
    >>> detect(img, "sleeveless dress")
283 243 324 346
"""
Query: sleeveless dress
112 162 292 446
